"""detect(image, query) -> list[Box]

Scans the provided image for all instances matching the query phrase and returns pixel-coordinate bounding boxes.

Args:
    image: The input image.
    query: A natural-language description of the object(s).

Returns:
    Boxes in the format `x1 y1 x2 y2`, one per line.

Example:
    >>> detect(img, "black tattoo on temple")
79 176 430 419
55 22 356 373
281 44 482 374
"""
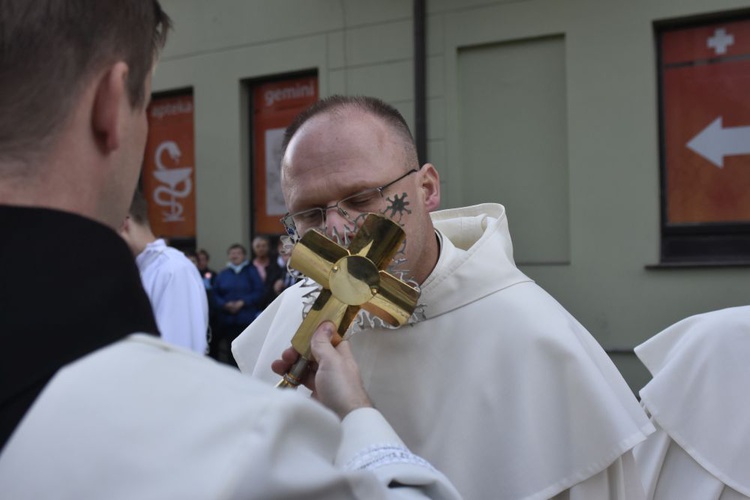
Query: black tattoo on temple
382 192 412 222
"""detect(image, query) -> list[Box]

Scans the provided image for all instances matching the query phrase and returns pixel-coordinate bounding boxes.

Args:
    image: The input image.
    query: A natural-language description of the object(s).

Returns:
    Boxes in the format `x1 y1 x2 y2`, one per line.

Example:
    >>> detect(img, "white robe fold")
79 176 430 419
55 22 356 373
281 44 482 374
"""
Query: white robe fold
233 203 653 499
634 306 750 499
0 334 460 499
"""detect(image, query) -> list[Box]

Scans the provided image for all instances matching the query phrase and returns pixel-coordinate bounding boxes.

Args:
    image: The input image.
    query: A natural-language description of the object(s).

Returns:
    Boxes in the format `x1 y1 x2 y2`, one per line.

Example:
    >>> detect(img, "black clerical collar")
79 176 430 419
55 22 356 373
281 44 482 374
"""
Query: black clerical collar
0 205 158 449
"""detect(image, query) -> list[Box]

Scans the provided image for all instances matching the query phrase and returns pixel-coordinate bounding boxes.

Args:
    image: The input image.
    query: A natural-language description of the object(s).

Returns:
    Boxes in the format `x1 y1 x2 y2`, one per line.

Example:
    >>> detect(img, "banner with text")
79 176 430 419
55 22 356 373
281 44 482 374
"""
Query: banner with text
252 76 318 234
143 93 197 238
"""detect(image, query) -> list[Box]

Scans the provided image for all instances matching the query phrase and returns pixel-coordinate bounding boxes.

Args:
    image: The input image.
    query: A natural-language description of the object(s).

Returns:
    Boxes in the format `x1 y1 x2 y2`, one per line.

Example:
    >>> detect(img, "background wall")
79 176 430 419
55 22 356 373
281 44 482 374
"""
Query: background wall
154 0 750 392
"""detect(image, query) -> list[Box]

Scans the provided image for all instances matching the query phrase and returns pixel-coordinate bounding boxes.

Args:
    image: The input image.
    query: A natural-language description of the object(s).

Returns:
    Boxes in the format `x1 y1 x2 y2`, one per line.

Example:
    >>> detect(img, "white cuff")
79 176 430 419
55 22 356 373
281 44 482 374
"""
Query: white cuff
335 408 433 472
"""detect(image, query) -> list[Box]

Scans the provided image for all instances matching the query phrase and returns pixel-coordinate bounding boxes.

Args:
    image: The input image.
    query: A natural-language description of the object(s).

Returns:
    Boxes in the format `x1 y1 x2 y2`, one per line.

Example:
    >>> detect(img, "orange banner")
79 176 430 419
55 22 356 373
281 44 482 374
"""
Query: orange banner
142 93 197 238
662 20 750 224
252 76 318 235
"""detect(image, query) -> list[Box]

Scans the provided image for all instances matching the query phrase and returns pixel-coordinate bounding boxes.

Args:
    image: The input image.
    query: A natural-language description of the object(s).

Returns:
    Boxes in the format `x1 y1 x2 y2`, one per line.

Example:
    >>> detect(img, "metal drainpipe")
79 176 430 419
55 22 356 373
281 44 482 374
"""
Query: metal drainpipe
413 0 427 165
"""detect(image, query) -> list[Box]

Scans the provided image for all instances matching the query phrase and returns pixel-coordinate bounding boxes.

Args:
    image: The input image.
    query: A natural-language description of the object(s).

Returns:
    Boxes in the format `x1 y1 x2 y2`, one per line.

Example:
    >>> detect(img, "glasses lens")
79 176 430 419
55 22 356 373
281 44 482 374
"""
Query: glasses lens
292 208 325 232
281 214 296 234
339 187 383 215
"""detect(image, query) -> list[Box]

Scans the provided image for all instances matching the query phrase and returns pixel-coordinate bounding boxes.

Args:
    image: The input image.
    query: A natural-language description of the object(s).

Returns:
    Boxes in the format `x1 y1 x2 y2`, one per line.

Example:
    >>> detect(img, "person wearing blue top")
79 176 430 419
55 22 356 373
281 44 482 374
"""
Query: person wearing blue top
211 244 264 365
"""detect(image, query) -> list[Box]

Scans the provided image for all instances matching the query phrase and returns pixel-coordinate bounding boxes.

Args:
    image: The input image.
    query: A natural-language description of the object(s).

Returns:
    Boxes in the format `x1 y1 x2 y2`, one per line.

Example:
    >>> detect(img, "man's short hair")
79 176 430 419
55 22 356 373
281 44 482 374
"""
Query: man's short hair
128 189 150 226
0 0 171 163
228 244 247 255
281 96 418 163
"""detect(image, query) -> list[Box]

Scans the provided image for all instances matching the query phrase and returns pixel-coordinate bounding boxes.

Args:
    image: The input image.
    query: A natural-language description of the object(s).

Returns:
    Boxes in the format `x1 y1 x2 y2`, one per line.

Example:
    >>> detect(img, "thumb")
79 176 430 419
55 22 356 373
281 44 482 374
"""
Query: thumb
310 321 336 362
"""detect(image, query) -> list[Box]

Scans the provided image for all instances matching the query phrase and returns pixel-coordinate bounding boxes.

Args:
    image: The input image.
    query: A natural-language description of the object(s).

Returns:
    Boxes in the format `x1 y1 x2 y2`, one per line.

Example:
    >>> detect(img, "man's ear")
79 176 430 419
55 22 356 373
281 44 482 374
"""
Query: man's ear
91 62 130 153
420 163 441 212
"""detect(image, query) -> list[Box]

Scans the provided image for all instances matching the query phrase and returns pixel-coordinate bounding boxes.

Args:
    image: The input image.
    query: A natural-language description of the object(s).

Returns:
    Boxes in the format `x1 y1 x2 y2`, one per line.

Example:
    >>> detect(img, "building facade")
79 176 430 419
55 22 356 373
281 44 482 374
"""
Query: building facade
153 0 750 390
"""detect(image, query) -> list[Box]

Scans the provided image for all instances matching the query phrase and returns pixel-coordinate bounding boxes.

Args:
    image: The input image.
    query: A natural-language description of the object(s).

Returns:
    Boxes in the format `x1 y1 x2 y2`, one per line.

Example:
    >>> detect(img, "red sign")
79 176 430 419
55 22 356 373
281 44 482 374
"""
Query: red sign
662 19 750 225
143 93 197 238
252 76 318 234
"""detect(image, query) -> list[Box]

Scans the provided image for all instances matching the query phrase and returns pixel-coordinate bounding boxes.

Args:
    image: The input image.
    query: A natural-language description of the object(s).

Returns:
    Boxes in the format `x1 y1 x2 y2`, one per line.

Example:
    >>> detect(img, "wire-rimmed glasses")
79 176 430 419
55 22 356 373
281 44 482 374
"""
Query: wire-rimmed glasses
281 167 420 239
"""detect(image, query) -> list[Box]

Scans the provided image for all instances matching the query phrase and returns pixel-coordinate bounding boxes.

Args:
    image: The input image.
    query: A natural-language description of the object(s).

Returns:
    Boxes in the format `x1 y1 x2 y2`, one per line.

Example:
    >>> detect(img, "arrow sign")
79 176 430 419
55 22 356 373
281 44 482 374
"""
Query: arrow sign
687 116 750 168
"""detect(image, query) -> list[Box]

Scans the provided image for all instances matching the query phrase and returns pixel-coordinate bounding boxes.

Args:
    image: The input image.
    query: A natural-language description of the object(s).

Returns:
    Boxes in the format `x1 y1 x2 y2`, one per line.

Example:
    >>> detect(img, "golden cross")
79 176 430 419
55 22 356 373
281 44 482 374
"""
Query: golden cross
277 213 420 388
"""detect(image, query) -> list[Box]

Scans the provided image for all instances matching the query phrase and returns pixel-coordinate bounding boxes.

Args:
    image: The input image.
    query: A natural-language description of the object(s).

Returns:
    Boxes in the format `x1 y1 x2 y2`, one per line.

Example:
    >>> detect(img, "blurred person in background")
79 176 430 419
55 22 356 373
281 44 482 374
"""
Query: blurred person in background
119 189 208 354
251 235 284 310
196 248 216 288
211 244 263 365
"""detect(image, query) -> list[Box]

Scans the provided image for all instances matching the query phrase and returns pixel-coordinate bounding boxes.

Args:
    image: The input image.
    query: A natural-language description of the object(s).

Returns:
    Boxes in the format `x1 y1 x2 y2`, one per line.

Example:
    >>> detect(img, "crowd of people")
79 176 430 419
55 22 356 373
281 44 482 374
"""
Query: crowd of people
125 198 299 368
183 237 295 365
1 1 747 499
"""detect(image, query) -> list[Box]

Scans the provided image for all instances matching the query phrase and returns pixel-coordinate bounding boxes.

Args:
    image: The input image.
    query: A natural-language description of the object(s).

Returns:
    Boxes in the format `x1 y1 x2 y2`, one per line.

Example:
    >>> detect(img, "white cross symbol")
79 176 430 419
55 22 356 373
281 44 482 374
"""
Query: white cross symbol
707 28 734 55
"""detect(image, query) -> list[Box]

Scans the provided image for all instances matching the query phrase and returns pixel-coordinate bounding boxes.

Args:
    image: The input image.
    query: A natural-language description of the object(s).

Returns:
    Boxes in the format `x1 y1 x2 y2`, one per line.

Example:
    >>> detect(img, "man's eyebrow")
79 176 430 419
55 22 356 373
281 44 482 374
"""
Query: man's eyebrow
345 183 380 196
312 184 370 204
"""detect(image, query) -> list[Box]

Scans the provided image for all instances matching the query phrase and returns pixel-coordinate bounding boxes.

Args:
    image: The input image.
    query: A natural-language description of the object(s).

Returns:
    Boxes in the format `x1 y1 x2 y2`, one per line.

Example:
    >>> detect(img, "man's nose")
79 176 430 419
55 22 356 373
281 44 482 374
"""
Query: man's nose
324 207 351 238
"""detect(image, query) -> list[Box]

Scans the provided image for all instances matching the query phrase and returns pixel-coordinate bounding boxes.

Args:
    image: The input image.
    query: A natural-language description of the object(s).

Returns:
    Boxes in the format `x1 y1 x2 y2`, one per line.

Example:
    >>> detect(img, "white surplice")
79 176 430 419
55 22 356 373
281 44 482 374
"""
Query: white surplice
0 334 460 500
634 306 750 500
137 238 208 354
233 203 653 500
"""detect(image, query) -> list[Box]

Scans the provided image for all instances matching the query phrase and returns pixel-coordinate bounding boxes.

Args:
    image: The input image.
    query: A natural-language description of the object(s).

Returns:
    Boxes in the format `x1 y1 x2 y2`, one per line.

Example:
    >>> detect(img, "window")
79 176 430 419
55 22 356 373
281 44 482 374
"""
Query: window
657 13 750 265
249 73 318 236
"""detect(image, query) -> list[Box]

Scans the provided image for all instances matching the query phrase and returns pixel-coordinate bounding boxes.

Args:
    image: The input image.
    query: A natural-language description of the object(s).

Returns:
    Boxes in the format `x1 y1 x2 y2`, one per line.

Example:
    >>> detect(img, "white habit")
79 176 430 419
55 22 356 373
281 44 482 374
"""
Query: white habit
233 203 654 499
633 306 750 500
0 334 461 499
137 238 208 354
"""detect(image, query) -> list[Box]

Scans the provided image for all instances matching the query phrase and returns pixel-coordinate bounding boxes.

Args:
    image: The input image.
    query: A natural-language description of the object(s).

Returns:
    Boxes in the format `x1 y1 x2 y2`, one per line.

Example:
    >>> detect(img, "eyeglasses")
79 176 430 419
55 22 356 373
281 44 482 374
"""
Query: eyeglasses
281 167 420 238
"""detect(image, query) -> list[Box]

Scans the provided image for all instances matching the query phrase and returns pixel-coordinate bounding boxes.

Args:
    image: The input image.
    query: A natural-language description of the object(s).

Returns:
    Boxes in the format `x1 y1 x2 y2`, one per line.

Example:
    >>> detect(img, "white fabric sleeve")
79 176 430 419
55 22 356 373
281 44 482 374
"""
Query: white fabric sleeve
0 338 458 500
150 264 208 354
336 408 463 499
228 397 462 500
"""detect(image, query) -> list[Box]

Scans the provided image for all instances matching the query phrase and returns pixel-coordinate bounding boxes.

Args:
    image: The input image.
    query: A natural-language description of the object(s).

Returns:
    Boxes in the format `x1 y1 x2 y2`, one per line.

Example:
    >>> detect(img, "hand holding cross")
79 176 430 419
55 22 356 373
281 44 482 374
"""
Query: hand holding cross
276 213 421 389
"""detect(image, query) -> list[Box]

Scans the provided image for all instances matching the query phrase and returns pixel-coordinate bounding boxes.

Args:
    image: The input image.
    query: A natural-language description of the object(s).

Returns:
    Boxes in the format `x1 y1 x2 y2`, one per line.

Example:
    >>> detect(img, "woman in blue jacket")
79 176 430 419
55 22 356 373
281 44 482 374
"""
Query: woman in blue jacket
210 244 263 365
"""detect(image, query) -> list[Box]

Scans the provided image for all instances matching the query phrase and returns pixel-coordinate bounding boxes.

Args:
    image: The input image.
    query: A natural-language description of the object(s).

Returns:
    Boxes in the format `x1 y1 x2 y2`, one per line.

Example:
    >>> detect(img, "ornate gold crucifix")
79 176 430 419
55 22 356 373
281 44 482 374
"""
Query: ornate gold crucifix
277 213 420 388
